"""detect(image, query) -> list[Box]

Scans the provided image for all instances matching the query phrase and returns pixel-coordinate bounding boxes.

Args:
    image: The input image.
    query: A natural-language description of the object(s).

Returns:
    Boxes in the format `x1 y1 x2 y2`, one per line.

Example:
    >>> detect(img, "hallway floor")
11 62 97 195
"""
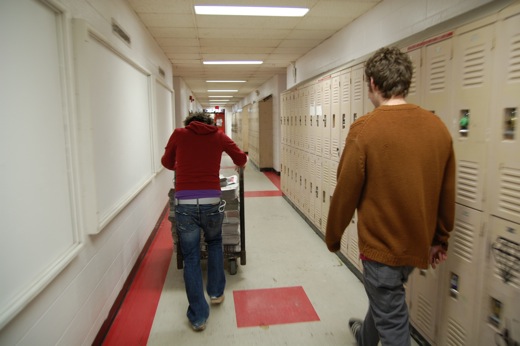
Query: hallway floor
100 155 420 346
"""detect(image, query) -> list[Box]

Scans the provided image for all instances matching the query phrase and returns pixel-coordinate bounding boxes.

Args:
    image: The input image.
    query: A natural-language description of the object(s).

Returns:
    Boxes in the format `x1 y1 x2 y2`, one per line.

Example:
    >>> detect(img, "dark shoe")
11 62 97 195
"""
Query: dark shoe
191 321 206 332
349 318 362 339
210 294 225 304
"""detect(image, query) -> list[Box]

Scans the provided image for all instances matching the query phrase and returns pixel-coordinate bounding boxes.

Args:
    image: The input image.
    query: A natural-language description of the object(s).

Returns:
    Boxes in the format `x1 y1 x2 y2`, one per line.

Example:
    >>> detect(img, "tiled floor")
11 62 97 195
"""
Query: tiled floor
101 155 420 345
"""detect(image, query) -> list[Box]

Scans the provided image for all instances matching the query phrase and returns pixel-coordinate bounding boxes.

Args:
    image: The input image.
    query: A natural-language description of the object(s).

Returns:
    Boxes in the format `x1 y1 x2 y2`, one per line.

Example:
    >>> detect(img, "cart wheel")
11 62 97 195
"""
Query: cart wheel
229 258 237 275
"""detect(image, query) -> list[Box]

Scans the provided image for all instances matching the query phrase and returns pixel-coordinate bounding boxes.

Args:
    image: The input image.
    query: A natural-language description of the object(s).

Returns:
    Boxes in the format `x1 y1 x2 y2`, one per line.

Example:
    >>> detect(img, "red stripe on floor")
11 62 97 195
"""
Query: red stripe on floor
102 214 173 346
263 171 281 190
245 190 282 197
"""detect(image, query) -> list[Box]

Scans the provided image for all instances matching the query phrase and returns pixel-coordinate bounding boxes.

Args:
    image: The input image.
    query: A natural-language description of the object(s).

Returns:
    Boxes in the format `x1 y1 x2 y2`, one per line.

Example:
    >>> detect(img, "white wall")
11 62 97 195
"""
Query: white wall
0 0 174 344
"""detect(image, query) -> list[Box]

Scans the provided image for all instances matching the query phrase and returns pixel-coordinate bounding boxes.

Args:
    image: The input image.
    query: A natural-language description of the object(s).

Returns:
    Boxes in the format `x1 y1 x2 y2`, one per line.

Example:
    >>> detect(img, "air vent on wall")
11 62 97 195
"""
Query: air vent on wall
112 19 131 45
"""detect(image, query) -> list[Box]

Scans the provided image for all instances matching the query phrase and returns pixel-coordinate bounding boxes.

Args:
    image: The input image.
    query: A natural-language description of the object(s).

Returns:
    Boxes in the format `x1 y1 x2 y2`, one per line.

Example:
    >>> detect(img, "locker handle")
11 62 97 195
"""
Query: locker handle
420 269 427 276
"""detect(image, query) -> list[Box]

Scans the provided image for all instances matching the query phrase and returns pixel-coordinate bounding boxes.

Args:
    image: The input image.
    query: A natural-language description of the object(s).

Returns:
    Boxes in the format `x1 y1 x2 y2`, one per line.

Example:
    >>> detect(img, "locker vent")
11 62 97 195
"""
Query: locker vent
456 160 479 203
332 82 340 105
453 218 475 262
508 34 520 82
353 78 363 102
342 76 351 104
416 295 434 336
446 318 467 346
409 62 418 95
429 56 447 92
498 167 520 218
462 45 485 88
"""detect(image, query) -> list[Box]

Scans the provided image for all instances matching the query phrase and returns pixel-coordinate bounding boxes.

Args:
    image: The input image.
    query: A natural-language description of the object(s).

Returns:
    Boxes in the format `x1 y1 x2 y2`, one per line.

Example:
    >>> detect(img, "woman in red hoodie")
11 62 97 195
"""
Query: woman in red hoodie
162 112 247 331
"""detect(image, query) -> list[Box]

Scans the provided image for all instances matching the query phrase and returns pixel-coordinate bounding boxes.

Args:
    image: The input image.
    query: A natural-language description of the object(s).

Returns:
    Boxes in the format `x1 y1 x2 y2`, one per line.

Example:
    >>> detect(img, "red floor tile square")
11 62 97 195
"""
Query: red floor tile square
233 286 320 328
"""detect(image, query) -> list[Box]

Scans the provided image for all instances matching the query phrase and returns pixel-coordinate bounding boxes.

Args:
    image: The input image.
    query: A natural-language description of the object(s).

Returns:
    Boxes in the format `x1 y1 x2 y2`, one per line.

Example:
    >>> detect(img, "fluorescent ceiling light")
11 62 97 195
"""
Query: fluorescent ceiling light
203 61 262 65
208 90 238 92
195 5 309 17
210 100 230 102
206 80 246 83
209 96 233 98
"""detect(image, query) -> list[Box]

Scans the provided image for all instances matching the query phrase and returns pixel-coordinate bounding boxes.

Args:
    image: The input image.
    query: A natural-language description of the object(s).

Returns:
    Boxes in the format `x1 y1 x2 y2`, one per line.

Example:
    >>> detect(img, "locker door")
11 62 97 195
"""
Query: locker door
321 77 332 160
281 144 287 194
409 264 445 344
331 73 341 161
339 69 351 158
346 212 362 272
313 155 323 230
452 21 495 211
423 37 454 130
303 86 311 153
308 83 316 154
438 204 486 346
406 48 422 106
351 64 365 123
489 7 520 225
303 152 311 218
480 217 520 346
314 81 323 158
320 159 331 235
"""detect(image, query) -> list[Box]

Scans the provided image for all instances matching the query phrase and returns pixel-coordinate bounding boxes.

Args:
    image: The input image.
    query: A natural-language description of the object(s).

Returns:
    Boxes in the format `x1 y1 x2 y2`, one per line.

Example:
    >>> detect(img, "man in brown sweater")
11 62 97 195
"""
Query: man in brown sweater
325 46 456 345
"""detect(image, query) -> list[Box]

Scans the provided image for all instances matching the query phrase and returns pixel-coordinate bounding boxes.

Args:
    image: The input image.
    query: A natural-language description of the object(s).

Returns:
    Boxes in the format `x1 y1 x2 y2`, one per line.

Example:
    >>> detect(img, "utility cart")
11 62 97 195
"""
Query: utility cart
168 167 246 275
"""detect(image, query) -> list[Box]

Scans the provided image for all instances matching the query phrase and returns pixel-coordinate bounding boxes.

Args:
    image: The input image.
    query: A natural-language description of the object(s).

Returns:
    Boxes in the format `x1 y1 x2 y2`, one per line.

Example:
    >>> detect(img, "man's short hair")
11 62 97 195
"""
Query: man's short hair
184 112 215 126
364 46 413 99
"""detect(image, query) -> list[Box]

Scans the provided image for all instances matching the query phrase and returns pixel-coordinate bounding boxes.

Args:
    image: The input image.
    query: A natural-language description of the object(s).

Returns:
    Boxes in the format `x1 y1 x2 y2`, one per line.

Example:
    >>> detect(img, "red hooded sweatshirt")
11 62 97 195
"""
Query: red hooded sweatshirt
161 121 247 195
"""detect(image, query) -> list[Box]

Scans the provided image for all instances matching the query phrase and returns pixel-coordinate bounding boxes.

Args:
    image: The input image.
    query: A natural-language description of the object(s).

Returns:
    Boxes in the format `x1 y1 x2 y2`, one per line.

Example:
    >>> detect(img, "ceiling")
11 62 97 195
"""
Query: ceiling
127 0 382 108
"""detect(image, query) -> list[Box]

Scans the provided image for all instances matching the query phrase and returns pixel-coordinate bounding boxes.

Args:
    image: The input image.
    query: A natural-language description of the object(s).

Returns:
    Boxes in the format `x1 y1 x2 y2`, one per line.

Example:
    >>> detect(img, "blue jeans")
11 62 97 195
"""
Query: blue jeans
175 200 226 326
356 260 415 346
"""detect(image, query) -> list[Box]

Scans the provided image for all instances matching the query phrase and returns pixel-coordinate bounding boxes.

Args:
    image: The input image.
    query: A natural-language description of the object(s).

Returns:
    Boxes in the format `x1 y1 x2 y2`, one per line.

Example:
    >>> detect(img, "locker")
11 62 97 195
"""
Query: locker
408 264 445 344
452 20 496 211
351 64 365 124
331 73 341 161
438 204 486 346
405 48 422 106
321 76 332 160
308 83 317 154
313 155 323 229
422 36 454 131
321 159 336 235
339 69 351 158
302 152 311 218
479 217 520 346
345 212 362 271
488 6 520 225
314 81 323 157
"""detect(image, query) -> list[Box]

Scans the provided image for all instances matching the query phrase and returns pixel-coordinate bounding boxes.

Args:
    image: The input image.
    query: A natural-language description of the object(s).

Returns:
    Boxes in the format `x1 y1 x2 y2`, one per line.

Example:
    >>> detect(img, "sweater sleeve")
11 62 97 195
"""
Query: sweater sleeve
433 144 456 250
221 133 248 167
325 123 366 252
161 130 178 170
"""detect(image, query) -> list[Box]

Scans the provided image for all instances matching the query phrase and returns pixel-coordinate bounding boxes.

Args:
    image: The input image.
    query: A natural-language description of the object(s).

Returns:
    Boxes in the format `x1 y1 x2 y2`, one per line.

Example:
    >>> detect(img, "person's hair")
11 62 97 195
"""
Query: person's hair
364 46 413 99
184 112 214 126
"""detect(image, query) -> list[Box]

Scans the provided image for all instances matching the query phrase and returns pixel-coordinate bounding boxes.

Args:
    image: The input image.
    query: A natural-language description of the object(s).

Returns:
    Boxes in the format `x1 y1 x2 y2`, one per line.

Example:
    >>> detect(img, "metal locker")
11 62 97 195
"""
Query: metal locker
320 159 330 235
438 204 486 346
408 263 446 344
452 20 496 211
303 152 312 219
308 83 317 155
339 69 351 158
308 152 316 222
405 47 423 106
423 36 454 131
312 155 323 230
351 64 365 124
280 144 287 195
331 73 341 161
303 85 311 153
346 212 362 272
314 81 323 158
321 76 332 160
479 217 520 346
488 6 520 225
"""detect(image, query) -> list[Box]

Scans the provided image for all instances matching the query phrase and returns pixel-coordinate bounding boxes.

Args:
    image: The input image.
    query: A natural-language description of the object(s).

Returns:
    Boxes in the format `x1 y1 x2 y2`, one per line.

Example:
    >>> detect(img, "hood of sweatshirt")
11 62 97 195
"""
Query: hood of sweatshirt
186 121 218 135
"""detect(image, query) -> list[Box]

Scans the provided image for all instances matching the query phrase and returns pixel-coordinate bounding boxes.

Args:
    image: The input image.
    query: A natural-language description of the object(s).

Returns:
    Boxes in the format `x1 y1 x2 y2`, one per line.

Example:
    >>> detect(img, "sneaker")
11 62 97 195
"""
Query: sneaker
191 321 206 332
349 318 362 339
210 294 225 304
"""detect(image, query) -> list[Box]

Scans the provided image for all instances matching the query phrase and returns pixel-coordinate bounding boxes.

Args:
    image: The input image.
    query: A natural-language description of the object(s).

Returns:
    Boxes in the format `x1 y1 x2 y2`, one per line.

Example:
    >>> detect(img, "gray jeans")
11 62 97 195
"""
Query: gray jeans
356 260 415 346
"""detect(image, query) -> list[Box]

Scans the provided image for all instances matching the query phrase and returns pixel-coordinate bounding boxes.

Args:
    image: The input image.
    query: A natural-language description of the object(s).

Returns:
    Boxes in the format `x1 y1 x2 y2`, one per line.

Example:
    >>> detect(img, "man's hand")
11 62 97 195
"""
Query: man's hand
429 245 447 269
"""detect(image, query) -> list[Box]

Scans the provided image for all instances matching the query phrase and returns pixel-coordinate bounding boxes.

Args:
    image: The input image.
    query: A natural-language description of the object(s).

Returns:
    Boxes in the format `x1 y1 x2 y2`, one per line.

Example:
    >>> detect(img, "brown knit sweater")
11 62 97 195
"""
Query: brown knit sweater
325 104 456 269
